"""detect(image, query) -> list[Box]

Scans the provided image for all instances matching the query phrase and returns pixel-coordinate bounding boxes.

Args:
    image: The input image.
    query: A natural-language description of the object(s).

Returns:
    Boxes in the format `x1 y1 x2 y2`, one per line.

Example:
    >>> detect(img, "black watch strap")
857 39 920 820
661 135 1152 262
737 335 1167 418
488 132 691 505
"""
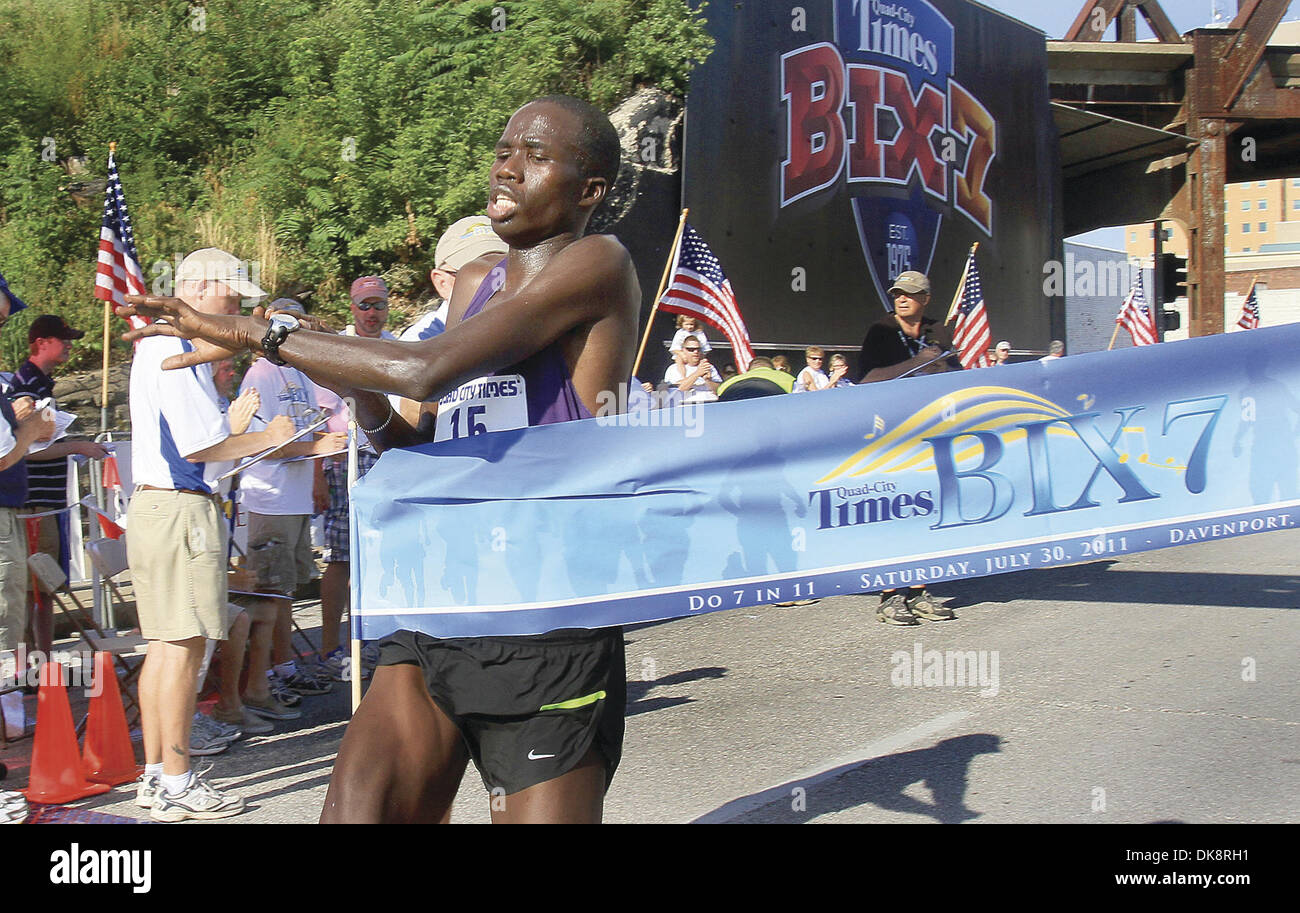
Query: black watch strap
261 322 291 366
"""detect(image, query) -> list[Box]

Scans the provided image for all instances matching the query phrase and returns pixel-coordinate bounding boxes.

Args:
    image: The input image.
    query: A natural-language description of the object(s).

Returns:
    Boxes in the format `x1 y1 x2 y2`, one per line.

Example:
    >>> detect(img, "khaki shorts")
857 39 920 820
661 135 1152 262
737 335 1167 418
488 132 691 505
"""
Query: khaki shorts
0 508 28 653
246 513 314 599
127 489 229 641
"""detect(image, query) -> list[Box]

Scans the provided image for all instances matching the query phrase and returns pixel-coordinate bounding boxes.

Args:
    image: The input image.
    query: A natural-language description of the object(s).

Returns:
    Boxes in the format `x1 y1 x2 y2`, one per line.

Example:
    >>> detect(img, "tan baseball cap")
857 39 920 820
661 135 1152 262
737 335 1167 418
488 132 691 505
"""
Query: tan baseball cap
268 297 307 315
175 248 267 299
889 270 931 296
434 216 508 272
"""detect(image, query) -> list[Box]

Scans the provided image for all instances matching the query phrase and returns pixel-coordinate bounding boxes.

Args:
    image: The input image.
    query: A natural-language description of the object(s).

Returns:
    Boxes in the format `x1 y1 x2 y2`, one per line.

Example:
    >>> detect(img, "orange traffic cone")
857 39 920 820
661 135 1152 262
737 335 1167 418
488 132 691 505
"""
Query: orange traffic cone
24 661 110 804
83 652 138 786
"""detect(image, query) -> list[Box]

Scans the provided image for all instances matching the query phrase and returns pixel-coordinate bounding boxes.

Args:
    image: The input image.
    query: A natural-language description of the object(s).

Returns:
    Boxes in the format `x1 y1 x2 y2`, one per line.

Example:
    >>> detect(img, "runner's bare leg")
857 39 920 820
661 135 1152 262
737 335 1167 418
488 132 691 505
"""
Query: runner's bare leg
320 663 468 823
490 748 606 824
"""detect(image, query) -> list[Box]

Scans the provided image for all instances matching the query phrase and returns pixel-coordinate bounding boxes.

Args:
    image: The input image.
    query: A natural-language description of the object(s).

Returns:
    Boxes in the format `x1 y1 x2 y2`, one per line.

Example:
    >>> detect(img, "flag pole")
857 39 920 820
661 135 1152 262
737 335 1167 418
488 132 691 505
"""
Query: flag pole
1106 323 1122 351
631 208 689 379
347 411 362 714
944 242 977 325
99 141 117 434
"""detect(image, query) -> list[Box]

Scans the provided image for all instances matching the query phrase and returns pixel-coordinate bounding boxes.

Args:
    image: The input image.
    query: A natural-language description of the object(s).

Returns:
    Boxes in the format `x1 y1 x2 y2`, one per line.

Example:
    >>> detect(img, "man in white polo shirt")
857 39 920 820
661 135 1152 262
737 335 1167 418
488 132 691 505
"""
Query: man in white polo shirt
127 247 294 821
236 299 346 714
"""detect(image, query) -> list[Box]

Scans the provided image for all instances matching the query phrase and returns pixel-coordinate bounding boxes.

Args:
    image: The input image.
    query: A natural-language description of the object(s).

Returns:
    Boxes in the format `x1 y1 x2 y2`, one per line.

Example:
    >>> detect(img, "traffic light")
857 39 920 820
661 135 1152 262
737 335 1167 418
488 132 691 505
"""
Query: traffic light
1157 253 1188 304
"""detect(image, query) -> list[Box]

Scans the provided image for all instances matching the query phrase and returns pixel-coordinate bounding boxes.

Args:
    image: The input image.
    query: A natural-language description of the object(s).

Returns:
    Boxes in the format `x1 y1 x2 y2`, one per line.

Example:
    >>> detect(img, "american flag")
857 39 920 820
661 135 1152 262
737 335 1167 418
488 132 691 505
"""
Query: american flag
950 247 991 369
94 147 148 327
1116 272 1158 346
1236 281 1260 330
659 224 756 371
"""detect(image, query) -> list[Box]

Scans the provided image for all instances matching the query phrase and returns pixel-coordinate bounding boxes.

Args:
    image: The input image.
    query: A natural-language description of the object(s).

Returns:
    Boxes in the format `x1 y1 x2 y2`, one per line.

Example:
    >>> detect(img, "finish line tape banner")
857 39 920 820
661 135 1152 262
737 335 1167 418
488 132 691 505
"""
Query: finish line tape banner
352 325 1300 639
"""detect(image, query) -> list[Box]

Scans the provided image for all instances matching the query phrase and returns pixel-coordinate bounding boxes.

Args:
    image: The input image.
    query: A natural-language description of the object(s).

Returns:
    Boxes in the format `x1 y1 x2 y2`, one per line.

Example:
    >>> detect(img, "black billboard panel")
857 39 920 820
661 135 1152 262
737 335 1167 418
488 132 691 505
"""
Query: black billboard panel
682 0 1062 361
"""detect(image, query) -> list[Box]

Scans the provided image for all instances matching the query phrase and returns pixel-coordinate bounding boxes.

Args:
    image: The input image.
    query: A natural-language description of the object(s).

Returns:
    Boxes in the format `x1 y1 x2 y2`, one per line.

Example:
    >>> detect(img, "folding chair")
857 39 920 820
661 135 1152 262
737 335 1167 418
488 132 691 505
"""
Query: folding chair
84 537 133 627
26 552 145 732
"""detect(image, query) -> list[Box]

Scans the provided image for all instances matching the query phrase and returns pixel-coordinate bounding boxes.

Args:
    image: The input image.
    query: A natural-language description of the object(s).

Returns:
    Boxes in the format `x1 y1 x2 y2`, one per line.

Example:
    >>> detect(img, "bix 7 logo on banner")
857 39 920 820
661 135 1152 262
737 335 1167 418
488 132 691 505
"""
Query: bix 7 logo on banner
781 0 995 307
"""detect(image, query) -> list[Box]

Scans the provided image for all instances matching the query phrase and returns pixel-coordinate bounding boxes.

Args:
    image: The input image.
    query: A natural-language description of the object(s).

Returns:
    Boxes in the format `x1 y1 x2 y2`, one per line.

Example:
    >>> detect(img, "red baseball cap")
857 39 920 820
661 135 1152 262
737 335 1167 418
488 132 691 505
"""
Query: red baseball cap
349 276 388 306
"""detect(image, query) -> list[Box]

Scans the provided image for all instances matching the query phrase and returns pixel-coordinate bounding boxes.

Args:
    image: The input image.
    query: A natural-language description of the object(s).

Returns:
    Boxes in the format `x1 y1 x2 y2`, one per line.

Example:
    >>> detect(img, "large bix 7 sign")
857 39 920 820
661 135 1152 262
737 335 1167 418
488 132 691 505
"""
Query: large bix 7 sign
682 0 1059 352
782 0 995 307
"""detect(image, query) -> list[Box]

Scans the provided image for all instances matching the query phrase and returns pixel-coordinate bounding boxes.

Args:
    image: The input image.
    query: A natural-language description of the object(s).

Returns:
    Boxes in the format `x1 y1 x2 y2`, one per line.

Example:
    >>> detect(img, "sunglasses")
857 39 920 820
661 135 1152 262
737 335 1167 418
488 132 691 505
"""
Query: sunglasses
683 347 701 353
809 356 823 361
355 300 388 311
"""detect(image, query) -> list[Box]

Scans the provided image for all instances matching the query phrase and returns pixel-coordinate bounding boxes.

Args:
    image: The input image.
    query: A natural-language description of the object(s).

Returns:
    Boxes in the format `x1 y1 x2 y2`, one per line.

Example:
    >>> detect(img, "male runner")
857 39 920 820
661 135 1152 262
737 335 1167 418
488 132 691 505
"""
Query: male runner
120 96 639 823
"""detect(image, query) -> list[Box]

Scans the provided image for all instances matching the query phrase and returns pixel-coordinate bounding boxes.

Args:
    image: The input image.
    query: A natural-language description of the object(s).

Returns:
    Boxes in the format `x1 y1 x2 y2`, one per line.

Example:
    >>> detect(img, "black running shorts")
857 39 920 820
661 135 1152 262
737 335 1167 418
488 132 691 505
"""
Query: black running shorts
376 627 626 796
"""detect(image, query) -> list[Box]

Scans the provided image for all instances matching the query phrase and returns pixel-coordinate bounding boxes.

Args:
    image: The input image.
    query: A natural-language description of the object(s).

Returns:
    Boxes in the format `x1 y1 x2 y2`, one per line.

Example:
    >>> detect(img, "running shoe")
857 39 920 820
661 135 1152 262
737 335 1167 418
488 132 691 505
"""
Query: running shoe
267 673 303 707
244 693 302 721
905 589 956 622
135 773 159 809
213 705 274 736
876 593 920 626
189 720 232 757
151 770 245 822
193 711 242 744
321 648 369 682
0 790 26 824
281 663 333 696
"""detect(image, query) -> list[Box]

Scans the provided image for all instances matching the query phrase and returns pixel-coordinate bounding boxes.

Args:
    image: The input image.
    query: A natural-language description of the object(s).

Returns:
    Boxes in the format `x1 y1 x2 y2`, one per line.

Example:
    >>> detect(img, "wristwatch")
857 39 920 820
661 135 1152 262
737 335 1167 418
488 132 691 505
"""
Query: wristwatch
261 313 300 366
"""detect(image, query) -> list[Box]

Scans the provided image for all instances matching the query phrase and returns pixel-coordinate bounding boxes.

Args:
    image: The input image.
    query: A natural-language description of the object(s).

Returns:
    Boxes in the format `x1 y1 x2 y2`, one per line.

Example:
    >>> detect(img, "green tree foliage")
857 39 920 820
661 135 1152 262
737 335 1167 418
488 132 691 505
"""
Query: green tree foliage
0 0 712 370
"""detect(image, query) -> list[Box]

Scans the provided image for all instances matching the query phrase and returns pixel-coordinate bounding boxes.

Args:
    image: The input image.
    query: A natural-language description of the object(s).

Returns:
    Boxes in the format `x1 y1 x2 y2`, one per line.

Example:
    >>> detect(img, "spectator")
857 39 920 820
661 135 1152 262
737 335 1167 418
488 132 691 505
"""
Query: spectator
235 298 347 717
857 270 958 625
1040 340 1065 361
993 340 1011 365
393 216 508 432
0 383 54 739
717 356 793 401
309 276 395 680
771 355 793 375
9 316 109 655
827 353 853 387
345 276 396 341
858 270 961 384
663 337 721 403
127 246 295 820
794 346 830 393
200 359 273 741
670 315 710 366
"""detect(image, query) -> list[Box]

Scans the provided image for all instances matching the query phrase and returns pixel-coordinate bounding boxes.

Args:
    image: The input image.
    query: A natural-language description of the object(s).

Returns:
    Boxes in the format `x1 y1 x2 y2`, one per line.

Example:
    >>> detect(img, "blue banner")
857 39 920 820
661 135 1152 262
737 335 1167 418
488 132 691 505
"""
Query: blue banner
353 326 1300 639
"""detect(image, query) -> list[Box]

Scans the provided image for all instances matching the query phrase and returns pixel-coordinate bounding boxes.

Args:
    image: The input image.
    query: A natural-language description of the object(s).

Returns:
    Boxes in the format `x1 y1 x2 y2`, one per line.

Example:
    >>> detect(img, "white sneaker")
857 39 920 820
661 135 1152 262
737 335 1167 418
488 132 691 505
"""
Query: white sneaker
1 790 27 824
150 772 245 822
1 691 24 740
135 773 159 809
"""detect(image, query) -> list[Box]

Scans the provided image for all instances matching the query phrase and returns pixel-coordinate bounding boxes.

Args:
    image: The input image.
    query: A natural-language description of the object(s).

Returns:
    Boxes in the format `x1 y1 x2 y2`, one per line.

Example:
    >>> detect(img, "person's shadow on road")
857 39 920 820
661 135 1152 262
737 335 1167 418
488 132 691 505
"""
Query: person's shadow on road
625 666 727 717
695 733 1002 823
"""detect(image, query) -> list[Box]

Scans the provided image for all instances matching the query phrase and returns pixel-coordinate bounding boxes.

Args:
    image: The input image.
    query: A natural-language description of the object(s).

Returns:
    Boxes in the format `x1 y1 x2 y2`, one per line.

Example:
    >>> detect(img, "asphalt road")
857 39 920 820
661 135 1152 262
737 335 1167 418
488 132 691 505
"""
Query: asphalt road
15 527 1299 824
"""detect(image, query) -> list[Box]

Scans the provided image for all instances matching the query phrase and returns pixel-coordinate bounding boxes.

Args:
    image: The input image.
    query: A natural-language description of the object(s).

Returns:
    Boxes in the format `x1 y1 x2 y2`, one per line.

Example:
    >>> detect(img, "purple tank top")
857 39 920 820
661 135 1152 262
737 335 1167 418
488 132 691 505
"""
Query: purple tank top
461 261 592 426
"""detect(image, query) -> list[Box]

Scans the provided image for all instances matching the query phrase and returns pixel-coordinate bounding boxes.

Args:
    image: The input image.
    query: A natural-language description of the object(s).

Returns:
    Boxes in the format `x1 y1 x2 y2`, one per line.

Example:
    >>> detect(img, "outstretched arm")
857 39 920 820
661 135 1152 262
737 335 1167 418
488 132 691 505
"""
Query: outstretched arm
121 235 638 451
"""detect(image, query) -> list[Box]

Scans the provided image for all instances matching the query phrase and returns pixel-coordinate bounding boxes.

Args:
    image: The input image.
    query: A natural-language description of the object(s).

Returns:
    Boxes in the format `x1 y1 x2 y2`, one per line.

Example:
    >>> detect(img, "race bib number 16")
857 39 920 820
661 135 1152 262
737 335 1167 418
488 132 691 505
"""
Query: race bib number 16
433 374 529 442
